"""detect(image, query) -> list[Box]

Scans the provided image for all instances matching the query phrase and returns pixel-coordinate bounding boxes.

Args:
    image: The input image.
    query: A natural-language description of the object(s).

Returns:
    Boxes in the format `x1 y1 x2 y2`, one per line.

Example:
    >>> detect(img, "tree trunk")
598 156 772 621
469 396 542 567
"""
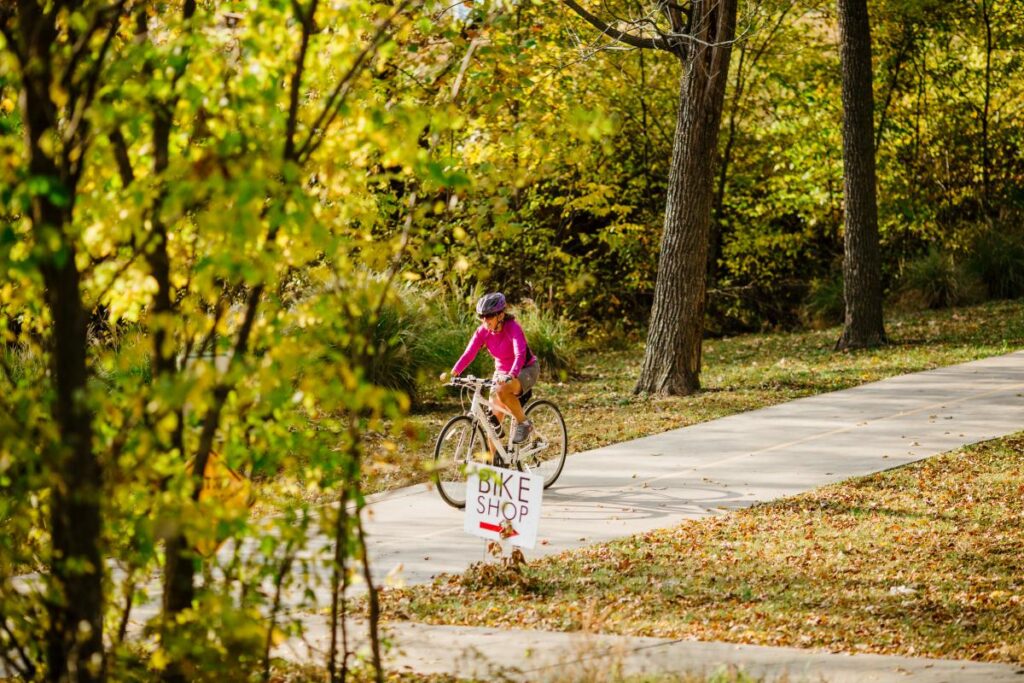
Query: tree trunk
979 0 993 211
46 275 104 683
131 10 202 670
20 42 106 683
152 98 196 674
835 0 886 350
635 0 738 395
43 237 104 683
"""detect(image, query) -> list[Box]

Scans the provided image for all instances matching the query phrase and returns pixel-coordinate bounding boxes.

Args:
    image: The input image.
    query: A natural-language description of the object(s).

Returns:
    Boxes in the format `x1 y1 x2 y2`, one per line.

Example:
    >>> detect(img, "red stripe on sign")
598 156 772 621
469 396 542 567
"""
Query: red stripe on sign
479 522 517 536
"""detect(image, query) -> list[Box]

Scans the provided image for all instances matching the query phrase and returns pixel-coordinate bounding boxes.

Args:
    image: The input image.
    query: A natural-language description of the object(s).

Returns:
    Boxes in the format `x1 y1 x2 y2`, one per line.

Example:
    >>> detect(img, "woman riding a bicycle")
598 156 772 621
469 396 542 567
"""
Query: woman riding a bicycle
448 292 540 444
434 294 566 508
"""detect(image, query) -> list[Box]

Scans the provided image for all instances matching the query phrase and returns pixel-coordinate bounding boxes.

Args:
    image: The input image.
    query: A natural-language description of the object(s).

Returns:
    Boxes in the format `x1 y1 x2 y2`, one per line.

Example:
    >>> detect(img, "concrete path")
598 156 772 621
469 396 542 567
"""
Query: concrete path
279 620 1024 682
276 351 1024 681
102 351 1022 681
7 352 1022 682
356 351 1024 586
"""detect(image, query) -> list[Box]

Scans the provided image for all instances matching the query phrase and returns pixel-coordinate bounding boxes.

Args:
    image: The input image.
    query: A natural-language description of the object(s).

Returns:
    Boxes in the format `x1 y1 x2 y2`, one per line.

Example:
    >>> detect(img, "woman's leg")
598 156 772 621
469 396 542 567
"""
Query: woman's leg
497 378 534 443
486 392 511 456
496 379 526 422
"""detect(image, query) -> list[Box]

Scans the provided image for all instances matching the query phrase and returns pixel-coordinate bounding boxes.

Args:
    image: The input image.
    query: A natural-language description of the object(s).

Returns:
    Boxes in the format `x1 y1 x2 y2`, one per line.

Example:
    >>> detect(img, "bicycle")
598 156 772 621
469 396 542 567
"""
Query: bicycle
433 375 568 509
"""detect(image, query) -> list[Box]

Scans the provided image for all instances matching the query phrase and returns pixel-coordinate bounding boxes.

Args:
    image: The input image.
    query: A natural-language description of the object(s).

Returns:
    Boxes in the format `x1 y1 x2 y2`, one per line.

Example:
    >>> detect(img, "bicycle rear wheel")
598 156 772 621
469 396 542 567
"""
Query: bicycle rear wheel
433 415 486 508
522 400 568 488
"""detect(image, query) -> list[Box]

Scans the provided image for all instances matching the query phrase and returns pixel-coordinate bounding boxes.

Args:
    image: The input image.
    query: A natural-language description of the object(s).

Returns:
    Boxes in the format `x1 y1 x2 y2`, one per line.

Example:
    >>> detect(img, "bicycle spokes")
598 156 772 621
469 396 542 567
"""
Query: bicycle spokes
522 400 567 489
436 377 568 507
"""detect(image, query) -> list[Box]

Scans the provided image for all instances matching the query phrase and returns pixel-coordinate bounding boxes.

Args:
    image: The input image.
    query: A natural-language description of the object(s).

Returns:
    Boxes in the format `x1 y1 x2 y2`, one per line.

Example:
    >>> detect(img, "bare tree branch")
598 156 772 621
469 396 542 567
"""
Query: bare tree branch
0 617 35 679
85 231 158 311
297 0 418 162
262 537 298 682
64 0 129 174
284 0 321 162
327 482 350 683
660 0 690 34
114 570 136 646
876 22 915 150
450 39 480 102
601 0 637 30
109 127 135 186
355 495 383 682
433 0 472 21
372 193 417 321
562 0 673 51
60 2 119 89
189 294 227 364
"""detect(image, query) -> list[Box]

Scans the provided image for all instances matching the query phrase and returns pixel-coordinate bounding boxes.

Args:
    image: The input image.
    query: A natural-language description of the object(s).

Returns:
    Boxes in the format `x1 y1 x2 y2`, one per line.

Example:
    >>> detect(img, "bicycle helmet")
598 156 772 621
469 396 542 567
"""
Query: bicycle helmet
475 292 506 317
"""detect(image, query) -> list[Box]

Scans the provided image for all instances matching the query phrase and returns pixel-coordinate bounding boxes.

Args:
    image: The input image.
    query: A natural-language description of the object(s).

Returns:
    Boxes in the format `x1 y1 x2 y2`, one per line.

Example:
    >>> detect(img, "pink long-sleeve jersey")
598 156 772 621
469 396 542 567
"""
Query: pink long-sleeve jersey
452 318 534 378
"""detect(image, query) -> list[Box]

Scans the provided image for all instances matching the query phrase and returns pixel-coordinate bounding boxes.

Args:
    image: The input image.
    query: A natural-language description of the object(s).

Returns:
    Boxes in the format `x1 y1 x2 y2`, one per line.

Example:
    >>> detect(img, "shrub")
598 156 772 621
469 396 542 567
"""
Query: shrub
363 288 432 398
416 292 580 382
898 248 982 309
91 324 151 386
293 274 439 406
301 280 580 405
802 271 845 329
346 281 494 404
415 288 490 380
968 224 1024 300
513 299 580 380
1 343 44 384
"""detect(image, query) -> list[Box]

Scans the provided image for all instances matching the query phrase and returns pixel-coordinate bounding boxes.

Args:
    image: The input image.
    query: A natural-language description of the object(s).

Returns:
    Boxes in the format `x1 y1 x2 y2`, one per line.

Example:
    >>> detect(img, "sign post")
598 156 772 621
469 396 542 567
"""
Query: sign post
464 464 543 549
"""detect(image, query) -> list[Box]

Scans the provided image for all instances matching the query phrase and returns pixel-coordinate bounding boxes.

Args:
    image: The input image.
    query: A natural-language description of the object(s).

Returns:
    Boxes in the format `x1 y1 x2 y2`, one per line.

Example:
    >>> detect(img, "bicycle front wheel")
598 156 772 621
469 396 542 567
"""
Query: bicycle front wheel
522 400 568 488
433 415 486 509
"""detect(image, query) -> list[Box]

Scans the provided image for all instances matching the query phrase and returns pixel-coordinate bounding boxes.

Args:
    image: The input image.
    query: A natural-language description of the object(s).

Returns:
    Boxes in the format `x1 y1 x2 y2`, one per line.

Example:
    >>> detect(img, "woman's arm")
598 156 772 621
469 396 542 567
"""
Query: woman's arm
508 321 529 377
451 327 485 376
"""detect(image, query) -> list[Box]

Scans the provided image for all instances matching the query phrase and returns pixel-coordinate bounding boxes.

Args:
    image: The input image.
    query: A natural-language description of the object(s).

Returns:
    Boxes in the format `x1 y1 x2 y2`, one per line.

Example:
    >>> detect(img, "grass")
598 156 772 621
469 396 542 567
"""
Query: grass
271 662 760 683
377 432 1024 664
368 299 1024 495
268 663 460 682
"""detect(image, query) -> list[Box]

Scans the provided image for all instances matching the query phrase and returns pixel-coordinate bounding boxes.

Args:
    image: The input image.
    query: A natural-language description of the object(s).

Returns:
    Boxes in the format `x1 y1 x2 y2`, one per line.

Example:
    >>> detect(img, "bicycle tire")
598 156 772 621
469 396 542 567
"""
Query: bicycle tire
521 399 568 488
433 414 486 509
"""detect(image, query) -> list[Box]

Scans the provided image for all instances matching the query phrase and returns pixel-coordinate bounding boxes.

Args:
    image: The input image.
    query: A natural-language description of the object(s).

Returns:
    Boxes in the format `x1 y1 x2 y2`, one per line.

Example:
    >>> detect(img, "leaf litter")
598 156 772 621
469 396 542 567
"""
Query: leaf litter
379 434 1024 664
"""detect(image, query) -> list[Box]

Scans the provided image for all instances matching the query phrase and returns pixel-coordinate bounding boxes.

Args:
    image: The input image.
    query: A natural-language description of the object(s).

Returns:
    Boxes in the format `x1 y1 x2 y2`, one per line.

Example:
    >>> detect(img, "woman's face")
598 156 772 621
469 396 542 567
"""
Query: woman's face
481 311 504 332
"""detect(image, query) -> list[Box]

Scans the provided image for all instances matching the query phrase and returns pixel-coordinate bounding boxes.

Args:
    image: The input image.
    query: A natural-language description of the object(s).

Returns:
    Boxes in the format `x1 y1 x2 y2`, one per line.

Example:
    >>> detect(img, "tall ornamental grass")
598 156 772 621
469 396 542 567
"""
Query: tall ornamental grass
513 299 580 380
367 286 581 404
968 224 1024 300
898 248 982 310
315 282 579 406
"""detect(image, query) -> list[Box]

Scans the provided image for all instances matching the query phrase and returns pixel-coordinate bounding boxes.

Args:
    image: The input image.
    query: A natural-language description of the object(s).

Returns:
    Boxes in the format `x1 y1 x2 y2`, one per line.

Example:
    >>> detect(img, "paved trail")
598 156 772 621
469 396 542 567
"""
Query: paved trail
279 351 1024 681
357 351 1024 585
282 620 1024 682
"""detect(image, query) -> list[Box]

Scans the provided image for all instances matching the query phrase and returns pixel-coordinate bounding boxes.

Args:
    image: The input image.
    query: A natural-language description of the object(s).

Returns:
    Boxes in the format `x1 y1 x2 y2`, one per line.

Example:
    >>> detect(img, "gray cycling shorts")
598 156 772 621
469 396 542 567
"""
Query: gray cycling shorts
493 361 539 397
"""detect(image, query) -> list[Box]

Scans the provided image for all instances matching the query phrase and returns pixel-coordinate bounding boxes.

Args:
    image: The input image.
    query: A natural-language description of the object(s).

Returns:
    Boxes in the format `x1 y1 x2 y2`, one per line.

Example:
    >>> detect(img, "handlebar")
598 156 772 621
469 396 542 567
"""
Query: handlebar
447 375 495 390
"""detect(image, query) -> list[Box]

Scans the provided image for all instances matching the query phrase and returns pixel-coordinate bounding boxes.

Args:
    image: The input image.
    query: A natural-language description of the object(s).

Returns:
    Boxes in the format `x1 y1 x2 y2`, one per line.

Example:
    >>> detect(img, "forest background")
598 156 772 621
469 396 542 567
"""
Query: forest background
1 0 1022 681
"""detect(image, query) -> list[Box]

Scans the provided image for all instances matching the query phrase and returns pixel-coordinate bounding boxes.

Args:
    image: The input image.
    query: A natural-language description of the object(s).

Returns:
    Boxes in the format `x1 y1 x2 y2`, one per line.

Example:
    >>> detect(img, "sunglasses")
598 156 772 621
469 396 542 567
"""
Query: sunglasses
478 312 500 320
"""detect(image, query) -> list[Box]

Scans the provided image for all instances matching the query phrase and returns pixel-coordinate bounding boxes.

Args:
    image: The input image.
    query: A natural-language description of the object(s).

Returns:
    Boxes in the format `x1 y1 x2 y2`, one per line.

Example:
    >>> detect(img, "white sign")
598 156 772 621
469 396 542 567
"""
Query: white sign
464 464 543 549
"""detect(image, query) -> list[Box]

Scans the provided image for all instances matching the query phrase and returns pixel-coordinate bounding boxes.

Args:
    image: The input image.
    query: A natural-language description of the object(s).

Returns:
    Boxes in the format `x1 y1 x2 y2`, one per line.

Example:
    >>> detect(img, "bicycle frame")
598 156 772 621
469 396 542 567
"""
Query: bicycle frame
450 377 547 471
